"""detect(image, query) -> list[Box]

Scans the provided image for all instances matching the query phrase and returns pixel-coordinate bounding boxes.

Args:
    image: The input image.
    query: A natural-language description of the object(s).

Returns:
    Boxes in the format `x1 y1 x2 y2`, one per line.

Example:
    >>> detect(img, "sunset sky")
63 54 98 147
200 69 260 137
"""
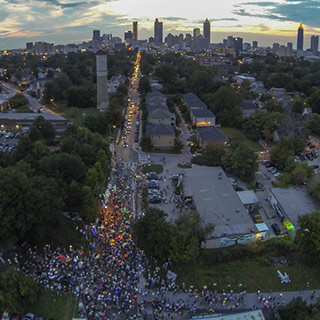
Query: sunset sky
1 0 320 49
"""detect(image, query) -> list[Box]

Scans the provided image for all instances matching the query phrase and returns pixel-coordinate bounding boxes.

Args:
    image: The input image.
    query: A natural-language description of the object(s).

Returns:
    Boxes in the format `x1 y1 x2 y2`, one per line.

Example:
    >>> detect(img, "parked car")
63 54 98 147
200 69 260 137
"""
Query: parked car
146 172 158 180
22 314 35 320
271 223 281 235
299 154 306 161
311 150 318 158
148 196 161 204
1 312 10 320
306 153 314 161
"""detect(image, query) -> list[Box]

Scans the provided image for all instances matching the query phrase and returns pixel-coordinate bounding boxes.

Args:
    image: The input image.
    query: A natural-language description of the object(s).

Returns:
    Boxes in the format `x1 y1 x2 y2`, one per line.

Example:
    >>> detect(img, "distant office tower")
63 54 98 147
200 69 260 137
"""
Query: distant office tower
243 43 251 51
297 23 304 51
203 18 211 46
133 21 138 41
125 31 133 43
233 37 243 50
96 50 109 112
93 30 100 42
287 42 293 50
252 41 258 50
273 43 280 51
193 28 200 38
311 35 319 55
154 18 163 45
26 42 33 51
227 36 234 48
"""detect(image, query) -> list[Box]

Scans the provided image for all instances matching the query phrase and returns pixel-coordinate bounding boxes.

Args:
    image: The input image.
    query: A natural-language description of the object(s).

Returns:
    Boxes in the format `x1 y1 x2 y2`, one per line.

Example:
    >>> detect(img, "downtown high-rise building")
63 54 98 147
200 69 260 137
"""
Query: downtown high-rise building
154 18 163 45
203 18 211 47
310 35 319 55
193 28 200 38
133 21 138 41
297 23 304 51
252 41 258 50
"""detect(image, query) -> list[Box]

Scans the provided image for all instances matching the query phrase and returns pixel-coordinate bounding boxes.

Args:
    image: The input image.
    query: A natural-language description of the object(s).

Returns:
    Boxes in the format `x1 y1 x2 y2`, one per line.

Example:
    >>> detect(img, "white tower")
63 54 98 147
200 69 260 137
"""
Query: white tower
96 50 109 111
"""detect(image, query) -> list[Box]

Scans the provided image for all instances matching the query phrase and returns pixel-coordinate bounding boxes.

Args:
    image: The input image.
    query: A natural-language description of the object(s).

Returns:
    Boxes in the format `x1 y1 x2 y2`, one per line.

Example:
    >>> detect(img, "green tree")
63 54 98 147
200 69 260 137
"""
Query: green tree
223 142 258 181
308 89 320 114
210 86 243 127
297 211 320 264
270 136 295 170
138 77 151 95
173 138 183 153
80 185 99 222
14 135 34 161
0 270 38 313
307 175 320 202
133 208 173 260
264 100 285 113
29 116 56 141
140 135 153 151
202 143 227 166
305 114 320 136
291 162 314 185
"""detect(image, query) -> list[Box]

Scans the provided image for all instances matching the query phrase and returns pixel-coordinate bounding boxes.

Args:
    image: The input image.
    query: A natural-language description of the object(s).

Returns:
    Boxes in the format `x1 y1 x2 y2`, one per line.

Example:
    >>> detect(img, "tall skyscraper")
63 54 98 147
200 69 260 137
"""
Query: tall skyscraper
252 41 258 50
124 31 133 43
287 42 293 50
203 18 211 46
297 23 304 51
154 18 163 45
193 28 200 38
311 35 319 55
93 30 100 42
133 21 138 41
96 50 109 112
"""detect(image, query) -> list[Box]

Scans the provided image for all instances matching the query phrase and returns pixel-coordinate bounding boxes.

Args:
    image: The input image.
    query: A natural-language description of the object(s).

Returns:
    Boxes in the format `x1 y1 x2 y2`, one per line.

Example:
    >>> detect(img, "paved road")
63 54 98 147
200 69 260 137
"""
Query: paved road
0 81 52 114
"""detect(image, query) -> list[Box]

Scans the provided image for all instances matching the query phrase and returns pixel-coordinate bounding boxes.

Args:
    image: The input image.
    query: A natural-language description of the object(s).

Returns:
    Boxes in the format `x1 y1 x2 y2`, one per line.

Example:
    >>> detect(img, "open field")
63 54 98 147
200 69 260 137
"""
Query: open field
221 127 263 152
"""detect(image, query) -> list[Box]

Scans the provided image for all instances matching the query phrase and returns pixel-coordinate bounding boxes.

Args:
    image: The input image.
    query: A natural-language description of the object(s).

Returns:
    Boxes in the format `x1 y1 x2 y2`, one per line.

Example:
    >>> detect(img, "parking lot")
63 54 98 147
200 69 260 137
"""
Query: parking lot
0 130 20 152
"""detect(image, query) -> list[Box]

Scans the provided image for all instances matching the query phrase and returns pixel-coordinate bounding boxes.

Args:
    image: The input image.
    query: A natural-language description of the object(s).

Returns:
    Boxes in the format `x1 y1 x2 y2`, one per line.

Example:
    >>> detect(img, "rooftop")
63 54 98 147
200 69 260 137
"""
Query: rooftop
191 108 215 118
197 126 228 142
0 112 67 121
270 187 320 228
184 166 257 238
146 123 175 136
148 108 173 119
239 100 259 110
237 190 260 205
183 93 207 110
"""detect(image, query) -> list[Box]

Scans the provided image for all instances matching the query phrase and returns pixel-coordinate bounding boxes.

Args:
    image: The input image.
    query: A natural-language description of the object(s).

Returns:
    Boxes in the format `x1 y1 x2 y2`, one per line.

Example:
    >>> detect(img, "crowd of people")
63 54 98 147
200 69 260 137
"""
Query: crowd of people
11 162 308 320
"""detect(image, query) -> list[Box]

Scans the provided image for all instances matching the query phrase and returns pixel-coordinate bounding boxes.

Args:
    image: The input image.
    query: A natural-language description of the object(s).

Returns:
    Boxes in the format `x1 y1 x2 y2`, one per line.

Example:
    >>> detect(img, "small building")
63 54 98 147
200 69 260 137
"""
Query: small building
196 126 228 147
148 107 175 126
237 190 260 211
0 113 71 132
190 108 216 127
270 87 286 98
269 187 320 237
250 81 268 95
107 74 125 93
239 100 260 118
146 124 175 149
183 166 260 248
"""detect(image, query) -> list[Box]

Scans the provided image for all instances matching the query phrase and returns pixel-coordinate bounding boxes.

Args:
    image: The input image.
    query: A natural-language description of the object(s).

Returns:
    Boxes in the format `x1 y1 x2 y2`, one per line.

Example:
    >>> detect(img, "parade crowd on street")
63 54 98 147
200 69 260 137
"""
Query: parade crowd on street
1 162 318 320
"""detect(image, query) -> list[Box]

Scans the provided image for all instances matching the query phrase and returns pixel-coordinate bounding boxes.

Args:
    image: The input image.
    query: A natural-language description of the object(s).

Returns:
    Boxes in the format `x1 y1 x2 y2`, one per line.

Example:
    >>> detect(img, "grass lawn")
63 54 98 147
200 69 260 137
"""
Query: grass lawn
172 260 320 293
29 289 78 320
221 127 263 152
142 163 163 174
47 102 100 127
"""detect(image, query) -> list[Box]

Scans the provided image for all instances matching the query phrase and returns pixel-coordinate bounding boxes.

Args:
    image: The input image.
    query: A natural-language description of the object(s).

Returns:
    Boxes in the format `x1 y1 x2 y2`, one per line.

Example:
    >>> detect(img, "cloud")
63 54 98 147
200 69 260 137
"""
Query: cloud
235 0 320 28
161 17 187 21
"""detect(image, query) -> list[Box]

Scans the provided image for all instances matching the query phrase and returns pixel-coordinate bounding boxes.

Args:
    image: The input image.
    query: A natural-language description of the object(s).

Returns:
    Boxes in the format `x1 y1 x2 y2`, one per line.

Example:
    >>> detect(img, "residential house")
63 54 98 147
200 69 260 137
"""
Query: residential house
250 81 267 95
191 108 216 127
196 126 228 147
183 93 207 111
146 91 166 106
240 100 260 118
146 124 175 149
107 74 125 93
148 107 176 126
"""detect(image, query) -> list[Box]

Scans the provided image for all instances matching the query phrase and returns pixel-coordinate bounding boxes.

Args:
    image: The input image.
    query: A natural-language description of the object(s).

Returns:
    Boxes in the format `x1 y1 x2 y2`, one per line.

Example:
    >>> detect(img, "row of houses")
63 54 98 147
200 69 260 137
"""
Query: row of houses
181 93 229 148
145 90 176 149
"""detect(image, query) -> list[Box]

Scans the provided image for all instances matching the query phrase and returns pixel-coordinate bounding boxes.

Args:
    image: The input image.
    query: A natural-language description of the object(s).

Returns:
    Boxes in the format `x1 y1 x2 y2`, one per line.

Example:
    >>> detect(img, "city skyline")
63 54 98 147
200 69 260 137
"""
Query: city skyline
1 0 320 49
